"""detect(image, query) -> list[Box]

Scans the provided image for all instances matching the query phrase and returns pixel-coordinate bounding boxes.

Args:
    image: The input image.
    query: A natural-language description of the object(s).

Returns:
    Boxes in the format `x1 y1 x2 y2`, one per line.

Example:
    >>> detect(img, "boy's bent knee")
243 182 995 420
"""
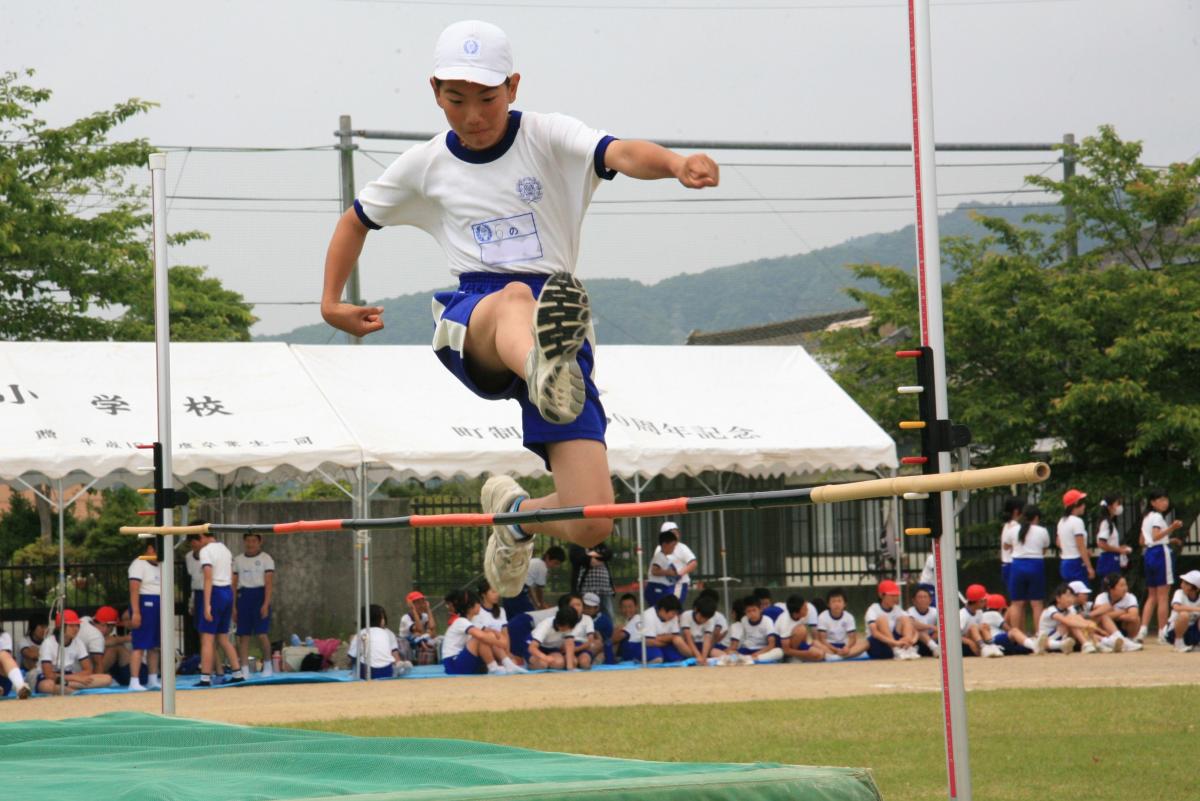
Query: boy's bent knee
499 281 535 305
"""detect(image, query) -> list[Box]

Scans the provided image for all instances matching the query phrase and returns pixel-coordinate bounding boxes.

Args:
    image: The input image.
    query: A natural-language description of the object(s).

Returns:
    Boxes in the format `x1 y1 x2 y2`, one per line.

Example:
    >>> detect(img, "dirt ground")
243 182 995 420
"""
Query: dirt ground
2 643 1195 727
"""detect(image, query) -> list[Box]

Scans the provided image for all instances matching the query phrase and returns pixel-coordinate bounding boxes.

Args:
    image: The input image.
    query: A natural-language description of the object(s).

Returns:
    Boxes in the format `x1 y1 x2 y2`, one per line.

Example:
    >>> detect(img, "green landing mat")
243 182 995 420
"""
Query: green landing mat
0 712 881 801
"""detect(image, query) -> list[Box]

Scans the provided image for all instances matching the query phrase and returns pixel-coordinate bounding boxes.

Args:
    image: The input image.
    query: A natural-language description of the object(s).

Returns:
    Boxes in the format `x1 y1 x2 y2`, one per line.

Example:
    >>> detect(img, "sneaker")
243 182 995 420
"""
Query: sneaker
929 642 941 659
1096 637 1113 654
197 679 212 688
487 663 507 675
524 272 590 425
226 675 245 684
981 644 1004 658
824 653 843 662
739 654 755 666
16 684 31 700
1081 641 1098 654
1158 633 1172 647
128 679 146 692
481 475 535 597
1135 626 1147 643
1122 638 1143 652
1059 637 1076 655
1111 636 1124 654
261 664 274 677
1035 633 1049 654
502 658 529 674
1175 642 1192 654
146 678 162 690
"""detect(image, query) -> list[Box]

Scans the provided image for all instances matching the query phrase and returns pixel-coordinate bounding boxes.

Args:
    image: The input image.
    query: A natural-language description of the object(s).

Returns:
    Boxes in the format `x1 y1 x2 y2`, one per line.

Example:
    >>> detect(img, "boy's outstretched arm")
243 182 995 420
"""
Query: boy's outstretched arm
604 140 719 188
321 208 385 337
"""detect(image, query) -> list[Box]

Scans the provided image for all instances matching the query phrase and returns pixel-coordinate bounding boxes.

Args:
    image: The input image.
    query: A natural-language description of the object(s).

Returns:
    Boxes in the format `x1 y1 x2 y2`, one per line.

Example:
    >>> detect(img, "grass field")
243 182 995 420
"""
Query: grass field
287 685 1194 801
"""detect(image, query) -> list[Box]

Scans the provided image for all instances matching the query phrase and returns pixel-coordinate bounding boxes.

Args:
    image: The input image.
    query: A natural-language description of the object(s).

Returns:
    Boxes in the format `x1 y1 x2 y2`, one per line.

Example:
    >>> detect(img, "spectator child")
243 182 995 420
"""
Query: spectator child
1004 504 1050 635
442 589 514 674
905 587 940 658
960 584 1004 658
18 615 47 672
1090 573 1141 643
998 495 1025 594
233 532 276 676
611 592 643 662
679 594 727 664
581 592 610 664
816 588 869 661
917 553 937 606
505 546 566 617
35 610 112 695
1137 489 1184 643
348 604 411 678
527 606 582 670
754 588 786 622
562 592 598 669
197 530 246 687
1166 570 1200 653
647 523 698 605
127 539 162 691
776 594 826 662
399 590 439 665
982 594 1037 655
866 580 919 660
77 605 120 677
730 594 782 664
1094 496 1131 579
641 594 688 663
0 627 31 699
1037 583 1102 654
1057 489 1094 584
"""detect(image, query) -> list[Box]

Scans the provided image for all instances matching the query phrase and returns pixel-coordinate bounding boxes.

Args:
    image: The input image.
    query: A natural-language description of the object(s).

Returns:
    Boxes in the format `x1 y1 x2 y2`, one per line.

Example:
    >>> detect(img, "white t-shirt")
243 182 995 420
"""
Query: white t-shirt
621 612 644 644
1010 524 1051 559
473 606 508 632
440 617 477 660
0 632 12 653
234 552 275 589
865 602 904 634
531 616 570 651
198 541 234 586
641 608 681 640
721 620 744 648
774 608 816 640
679 610 720 643
738 616 776 651
647 549 677 587
1141 512 1171 551
572 613 596 643
920 553 937 584
1000 520 1018 564
185 550 203 592
76 617 107 656
1096 518 1128 568
1057 515 1087 559
127 557 161 596
907 605 938 630
817 610 857 646
525 557 548 589
671 543 697 585
1168 589 1200 628
356 111 615 276
1094 591 1138 612
398 612 432 640
38 634 88 674
1038 605 1073 636
980 610 1005 631
348 626 400 668
959 607 983 634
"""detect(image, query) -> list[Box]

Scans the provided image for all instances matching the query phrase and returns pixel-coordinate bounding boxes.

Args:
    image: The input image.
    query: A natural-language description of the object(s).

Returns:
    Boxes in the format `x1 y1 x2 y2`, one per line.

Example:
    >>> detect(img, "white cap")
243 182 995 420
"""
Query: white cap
433 20 513 87
1068 581 1092 595
1181 570 1200 589
582 592 601 608
660 521 679 533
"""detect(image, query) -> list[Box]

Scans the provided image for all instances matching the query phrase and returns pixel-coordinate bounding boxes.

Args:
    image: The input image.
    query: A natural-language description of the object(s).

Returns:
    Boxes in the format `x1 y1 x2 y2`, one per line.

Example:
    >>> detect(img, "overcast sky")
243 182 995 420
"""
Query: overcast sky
4 0 1197 335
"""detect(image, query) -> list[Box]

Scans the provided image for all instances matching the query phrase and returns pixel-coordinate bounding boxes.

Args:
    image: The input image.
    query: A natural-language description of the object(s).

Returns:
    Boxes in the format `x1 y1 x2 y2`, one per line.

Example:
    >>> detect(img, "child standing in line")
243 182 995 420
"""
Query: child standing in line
865 580 920 660
1090 573 1142 644
905 586 940 658
197 531 246 687
321 20 720 604
1094 496 1131 580
982 594 1037 655
349 604 411 679
527 605 582 671
1005 504 1050 636
1057 489 1094 585
816 588 869 661
998 496 1025 604
127 539 162 691
1166 570 1200 653
233 532 276 676
730 594 782 664
775 594 826 662
1137 489 1185 643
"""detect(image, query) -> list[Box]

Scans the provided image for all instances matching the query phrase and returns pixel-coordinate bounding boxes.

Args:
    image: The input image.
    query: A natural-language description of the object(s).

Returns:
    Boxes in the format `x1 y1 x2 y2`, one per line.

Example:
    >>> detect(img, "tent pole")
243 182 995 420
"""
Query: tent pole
633 475 647 666
907 2 971 797
892 467 902 588
359 463 371 682
717 472 731 622
56 478 66 696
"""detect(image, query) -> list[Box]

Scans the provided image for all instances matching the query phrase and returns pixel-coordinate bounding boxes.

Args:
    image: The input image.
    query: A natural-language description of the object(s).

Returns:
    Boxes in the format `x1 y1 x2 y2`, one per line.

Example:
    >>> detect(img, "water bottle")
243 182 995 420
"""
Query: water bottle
247 656 257 674
289 633 301 646
304 636 314 647
272 651 282 672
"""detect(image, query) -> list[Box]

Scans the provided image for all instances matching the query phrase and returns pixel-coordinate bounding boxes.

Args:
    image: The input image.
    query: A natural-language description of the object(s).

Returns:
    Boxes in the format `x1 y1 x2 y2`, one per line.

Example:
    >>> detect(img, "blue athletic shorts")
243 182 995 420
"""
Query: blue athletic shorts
432 272 607 469
1166 622 1200 646
1000 563 1011 589
1095 552 1121 579
193 590 204 632
502 590 535 618
199 586 234 635
619 640 644 662
443 648 486 675
646 644 683 662
867 636 896 660
1144 546 1173 588
1008 558 1046 602
508 613 535 661
132 596 161 650
1059 557 1088 584
356 662 396 680
236 586 271 636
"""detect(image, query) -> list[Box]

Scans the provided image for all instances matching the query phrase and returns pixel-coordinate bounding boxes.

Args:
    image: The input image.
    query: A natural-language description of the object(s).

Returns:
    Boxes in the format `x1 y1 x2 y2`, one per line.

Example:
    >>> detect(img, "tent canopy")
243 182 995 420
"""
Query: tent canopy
0 342 896 485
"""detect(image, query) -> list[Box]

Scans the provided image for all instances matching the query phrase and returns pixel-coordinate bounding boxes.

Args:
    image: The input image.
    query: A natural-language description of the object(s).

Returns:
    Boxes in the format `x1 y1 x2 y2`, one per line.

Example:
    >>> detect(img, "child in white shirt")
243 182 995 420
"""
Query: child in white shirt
1166 570 1200 653
349 604 412 679
905 587 940 658
816 588 868 661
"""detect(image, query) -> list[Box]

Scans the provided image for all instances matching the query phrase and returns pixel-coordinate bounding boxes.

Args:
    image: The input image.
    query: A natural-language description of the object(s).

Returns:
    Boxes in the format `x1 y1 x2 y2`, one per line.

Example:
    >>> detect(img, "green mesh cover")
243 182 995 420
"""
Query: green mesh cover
0 712 881 801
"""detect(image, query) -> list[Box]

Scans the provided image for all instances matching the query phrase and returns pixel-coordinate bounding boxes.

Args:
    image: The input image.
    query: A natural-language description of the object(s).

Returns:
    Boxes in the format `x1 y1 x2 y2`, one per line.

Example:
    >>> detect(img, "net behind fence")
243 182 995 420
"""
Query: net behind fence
0 712 881 801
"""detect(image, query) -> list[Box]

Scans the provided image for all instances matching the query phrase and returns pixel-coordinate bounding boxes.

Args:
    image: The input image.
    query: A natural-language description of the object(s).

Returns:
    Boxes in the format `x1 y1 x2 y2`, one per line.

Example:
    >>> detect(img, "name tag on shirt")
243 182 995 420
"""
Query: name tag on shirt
471 212 544 266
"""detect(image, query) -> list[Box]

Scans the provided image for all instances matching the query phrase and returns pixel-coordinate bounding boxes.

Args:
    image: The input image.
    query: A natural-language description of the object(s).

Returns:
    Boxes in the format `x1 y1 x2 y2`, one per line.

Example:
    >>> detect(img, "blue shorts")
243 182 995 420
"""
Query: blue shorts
618 640 644 662
992 631 1032 656
432 273 607 468
0 676 10 697
643 582 674 608
1144 546 1173 588
1008 558 1046 602
1095 552 1122 579
237 587 271 636
646 644 683 662
199 586 234 635
112 663 149 687
508 613 535 661
193 590 204 631
356 662 395 680
1000 563 1011 589
502 590 535 619
867 632 901 660
132 595 161 650
1166 622 1200 646
1059 558 1088 584
443 648 486 675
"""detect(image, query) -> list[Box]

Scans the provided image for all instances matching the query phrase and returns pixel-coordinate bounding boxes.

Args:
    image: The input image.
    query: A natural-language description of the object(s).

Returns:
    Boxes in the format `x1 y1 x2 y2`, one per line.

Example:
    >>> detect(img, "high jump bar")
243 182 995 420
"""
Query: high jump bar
121 461 1048 537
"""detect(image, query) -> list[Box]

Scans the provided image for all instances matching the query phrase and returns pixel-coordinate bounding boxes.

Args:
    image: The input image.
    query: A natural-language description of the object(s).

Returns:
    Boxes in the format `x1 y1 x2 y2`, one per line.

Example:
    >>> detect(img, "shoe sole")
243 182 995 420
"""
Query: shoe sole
528 272 589 424
482 476 533 597
17 686 31 700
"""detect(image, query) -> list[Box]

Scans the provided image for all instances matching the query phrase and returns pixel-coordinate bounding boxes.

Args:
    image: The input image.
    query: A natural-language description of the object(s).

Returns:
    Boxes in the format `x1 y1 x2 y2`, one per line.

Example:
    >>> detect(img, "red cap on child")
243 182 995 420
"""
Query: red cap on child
965 584 988 602
877 579 901 596
985 593 1007 611
56 609 81 627
405 591 426 603
93 606 120 625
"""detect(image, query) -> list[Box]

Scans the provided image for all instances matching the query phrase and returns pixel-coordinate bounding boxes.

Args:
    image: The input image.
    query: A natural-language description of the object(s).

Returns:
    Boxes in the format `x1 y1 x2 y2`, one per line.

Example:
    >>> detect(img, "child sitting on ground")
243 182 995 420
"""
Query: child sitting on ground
905 587 940 658
866 580 919 660
982 594 1037 655
960 585 1004 658
1166 570 1200 653
816 588 869 661
1036 583 1107 654
679 594 727 665
775 594 826 662
1090 573 1141 644
474 580 528 671
528 605 583 670
611 592 643 662
581 592 612 664
348 604 413 679
35 610 113 695
443 589 519 675
726 594 782 664
641 595 689 663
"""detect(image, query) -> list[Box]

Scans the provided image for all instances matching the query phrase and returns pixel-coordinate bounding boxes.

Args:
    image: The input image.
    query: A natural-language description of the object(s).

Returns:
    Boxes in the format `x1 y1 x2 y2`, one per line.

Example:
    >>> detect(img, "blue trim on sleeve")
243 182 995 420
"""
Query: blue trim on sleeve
445 111 522 164
353 199 382 231
594 135 618 180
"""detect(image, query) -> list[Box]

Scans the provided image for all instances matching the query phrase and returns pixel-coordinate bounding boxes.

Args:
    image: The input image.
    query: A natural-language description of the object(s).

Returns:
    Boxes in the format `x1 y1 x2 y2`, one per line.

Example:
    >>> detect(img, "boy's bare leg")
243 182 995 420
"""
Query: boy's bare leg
518 440 614 547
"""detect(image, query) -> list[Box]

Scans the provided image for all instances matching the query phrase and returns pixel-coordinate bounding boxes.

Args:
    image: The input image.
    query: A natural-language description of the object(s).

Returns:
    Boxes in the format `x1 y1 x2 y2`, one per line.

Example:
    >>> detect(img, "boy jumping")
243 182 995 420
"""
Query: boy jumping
320 20 719 597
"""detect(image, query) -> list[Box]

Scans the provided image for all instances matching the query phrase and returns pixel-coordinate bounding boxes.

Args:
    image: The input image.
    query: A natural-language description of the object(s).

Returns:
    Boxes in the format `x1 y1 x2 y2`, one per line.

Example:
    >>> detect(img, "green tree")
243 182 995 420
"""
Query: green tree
821 127 1200 509
0 69 255 341
78 487 146 562
0 491 40 562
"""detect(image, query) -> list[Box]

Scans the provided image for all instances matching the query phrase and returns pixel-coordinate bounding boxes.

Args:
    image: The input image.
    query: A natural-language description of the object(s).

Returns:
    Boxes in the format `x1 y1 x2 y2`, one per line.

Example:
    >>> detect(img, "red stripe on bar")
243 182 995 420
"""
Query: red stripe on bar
583 498 689 519
135 443 156 449
274 519 347 534
136 510 157 517
901 456 929 464
409 514 495 528
895 350 922 358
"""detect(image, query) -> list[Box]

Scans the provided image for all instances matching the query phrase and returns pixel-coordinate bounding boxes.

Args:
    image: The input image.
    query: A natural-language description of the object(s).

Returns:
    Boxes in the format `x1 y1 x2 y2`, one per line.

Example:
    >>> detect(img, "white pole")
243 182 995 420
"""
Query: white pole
56 478 66 696
633 476 647 665
717 473 731 621
906 3 971 799
359 463 371 682
149 152 177 715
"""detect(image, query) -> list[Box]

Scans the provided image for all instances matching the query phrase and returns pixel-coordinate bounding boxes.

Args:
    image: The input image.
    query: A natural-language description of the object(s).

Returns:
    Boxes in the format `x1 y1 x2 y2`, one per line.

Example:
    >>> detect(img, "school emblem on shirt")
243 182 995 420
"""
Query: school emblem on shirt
516 176 543 203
